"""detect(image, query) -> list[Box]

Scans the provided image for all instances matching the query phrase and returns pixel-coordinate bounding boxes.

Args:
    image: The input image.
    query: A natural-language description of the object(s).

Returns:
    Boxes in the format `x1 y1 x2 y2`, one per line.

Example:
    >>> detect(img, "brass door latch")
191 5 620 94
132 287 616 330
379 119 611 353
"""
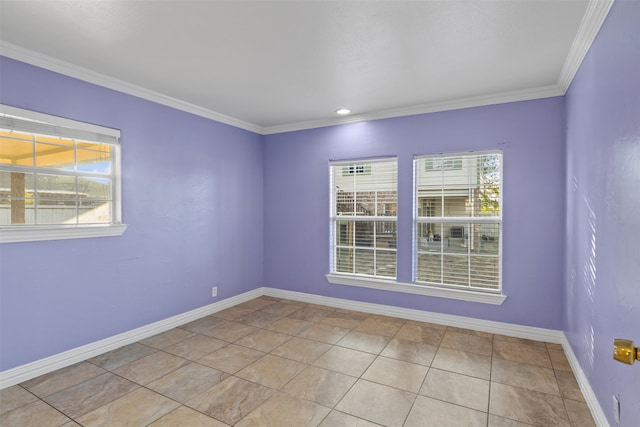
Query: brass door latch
613 339 639 365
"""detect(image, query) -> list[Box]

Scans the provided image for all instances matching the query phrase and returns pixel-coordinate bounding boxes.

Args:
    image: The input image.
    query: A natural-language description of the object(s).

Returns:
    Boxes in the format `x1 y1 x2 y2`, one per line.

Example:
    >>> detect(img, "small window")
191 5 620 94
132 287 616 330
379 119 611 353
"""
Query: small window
342 164 372 176
415 152 502 291
0 105 125 243
330 158 397 278
425 157 462 171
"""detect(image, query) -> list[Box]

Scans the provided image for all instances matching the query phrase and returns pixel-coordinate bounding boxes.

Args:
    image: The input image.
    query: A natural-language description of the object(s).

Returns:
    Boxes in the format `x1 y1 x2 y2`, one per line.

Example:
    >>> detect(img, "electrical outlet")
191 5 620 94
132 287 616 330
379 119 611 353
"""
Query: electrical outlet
212 286 217 297
612 395 620 425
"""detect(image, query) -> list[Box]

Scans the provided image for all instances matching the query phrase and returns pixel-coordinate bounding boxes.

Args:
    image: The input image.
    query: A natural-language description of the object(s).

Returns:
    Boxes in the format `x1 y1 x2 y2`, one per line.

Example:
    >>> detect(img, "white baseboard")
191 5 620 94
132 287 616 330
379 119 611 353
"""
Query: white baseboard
0 288 262 389
262 287 564 343
0 284 607 427
561 335 609 427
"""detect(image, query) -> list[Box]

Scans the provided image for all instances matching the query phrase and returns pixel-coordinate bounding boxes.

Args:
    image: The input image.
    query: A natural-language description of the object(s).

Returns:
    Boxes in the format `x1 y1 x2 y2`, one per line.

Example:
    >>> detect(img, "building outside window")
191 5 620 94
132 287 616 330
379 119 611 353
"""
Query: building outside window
330 158 397 278
415 151 502 291
0 105 125 243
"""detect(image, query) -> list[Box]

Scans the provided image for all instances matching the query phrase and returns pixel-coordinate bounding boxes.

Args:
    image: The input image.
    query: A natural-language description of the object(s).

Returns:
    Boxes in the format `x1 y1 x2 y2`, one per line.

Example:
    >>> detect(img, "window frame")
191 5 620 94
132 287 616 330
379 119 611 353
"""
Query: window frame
0 105 127 243
326 151 506 305
413 151 503 293
329 157 398 280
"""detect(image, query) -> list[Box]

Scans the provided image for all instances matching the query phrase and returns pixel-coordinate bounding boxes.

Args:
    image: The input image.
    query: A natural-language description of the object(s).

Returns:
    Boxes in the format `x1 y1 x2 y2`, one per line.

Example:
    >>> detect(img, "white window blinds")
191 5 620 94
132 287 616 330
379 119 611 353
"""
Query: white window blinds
330 158 398 278
414 152 502 291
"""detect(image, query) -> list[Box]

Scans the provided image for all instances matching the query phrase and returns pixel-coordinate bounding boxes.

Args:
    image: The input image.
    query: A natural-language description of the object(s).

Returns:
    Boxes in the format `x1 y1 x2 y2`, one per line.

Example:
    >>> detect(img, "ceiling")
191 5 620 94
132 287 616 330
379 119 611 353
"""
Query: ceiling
0 1 613 134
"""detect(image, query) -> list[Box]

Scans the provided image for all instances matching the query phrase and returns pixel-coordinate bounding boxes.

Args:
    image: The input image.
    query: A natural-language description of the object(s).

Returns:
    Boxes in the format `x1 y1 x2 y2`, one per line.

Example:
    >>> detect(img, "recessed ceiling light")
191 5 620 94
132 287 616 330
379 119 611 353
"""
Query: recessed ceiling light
336 108 351 115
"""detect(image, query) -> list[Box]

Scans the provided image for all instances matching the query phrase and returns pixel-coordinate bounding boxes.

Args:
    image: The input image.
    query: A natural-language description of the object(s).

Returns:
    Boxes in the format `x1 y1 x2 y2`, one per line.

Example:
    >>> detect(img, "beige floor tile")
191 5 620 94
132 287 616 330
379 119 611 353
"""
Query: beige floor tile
236 392 330 427
113 351 189 385
287 306 332 323
235 329 292 353
488 414 536 426
492 357 560 395
564 399 595 427
546 342 564 351
87 342 157 371
318 410 382 426
440 330 493 356
431 347 492 380
236 354 307 389
21 362 106 398
337 330 390 354
148 406 229 426
0 399 71 427
186 376 274 425
5 298 593 427
146 362 227 403
266 317 314 335
283 366 357 407
139 328 194 349
494 334 547 348
354 316 405 337
395 322 445 346
549 349 572 372
335 379 415 427
204 321 257 342
236 311 281 328
43 372 138 418
489 382 570 426
298 323 351 344
493 339 553 368
164 334 227 360
259 301 301 316
313 346 376 377
404 395 487 427
380 337 437 366
320 311 367 329
197 344 265 374
76 387 179 427
446 326 493 339
420 368 490 412
0 385 38 415
180 316 228 336
362 356 428 393
271 337 332 363
555 370 585 402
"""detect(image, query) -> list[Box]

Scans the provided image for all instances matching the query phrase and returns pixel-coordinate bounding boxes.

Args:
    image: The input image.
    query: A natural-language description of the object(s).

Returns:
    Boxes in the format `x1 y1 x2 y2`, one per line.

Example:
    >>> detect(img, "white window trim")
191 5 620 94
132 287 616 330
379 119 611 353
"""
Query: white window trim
0 105 127 243
326 273 506 305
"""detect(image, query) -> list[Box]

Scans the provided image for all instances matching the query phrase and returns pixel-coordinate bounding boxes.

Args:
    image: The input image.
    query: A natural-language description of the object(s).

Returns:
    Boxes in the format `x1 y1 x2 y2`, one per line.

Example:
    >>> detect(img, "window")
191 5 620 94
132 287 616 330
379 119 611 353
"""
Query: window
0 105 126 243
330 158 397 278
415 151 502 291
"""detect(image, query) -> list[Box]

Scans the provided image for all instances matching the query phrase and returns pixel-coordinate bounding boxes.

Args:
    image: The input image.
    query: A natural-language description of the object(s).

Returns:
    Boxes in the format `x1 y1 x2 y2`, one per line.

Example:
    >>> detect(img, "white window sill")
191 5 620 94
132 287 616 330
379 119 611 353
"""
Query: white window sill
0 224 128 244
326 273 506 305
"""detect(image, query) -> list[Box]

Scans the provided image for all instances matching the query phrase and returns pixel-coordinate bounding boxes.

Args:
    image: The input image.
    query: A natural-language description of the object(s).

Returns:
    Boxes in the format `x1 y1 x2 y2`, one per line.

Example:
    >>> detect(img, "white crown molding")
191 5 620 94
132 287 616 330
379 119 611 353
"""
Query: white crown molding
0 42 263 135
561 335 609 426
2 0 612 140
558 0 615 92
0 287 262 389
262 84 565 135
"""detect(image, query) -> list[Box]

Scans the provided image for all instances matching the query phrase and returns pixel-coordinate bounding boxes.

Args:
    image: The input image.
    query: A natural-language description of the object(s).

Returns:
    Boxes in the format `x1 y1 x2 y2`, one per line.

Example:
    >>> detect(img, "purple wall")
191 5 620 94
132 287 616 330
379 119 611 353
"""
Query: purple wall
564 1 640 425
263 97 567 329
0 57 264 371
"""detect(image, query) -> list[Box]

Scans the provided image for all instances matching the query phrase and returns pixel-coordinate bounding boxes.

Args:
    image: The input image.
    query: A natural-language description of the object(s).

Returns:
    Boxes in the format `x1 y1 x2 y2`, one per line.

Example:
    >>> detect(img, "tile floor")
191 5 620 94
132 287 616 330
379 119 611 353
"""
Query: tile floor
1 296 595 426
